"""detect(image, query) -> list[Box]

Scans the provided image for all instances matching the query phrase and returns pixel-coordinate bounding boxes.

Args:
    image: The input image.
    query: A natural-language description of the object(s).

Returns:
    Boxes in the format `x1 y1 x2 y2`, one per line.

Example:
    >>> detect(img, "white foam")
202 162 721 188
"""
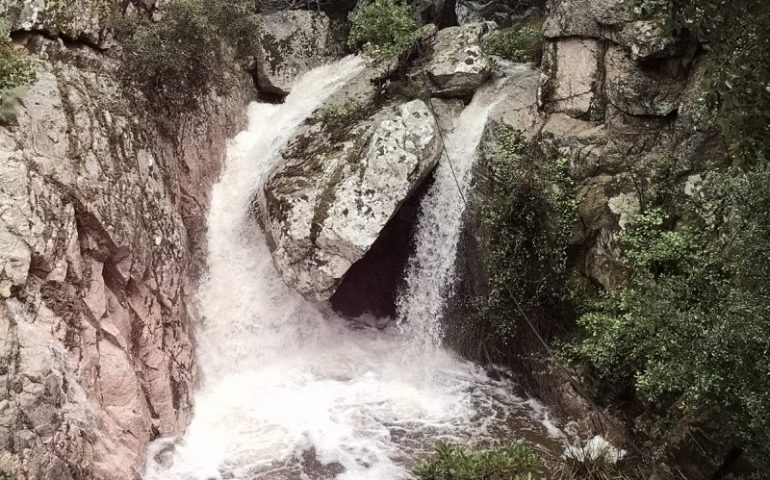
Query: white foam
396 82 504 350
143 58 559 480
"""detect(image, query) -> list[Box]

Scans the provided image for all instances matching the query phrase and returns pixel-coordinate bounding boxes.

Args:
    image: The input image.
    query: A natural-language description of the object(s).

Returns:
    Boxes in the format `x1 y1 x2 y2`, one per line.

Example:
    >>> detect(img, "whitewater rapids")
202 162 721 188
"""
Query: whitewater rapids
143 57 560 480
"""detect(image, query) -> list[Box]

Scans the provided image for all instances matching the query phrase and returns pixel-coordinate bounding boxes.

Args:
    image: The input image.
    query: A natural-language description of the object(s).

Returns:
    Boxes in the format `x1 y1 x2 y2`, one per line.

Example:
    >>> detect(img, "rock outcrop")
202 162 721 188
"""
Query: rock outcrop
254 9 340 96
0 30 249 480
456 0 543 27
537 0 721 289
425 23 492 97
0 0 113 47
263 99 442 301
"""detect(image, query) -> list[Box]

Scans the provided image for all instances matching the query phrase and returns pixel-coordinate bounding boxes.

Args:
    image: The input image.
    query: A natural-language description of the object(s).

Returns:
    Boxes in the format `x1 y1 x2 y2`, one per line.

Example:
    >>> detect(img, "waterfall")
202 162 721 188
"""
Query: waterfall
396 82 503 349
143 59 558 480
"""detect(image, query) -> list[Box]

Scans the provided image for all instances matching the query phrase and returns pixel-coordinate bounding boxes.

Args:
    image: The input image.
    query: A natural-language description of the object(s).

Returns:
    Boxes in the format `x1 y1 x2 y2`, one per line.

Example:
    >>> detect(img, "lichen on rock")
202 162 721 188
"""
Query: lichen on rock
263 99 442 301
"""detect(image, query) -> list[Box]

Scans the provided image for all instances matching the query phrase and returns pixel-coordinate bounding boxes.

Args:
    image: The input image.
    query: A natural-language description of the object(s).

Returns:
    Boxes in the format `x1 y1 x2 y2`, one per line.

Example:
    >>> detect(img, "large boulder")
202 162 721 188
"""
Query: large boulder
539 38 605 119
543 0 685 61
254 9 338 96
425 24 492 97
263 99 442 301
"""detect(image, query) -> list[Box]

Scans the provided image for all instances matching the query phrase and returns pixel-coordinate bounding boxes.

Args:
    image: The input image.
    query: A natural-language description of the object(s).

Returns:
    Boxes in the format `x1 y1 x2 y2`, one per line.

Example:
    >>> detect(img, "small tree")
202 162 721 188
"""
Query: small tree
348 0 421 59
481 17 544 63
121 0 259 111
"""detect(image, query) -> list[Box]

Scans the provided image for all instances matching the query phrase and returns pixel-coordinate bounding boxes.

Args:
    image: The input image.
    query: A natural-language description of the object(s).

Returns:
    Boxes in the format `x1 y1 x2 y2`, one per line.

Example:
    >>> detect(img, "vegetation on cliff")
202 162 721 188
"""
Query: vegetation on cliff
451 127 575 365
570 172 770 471
0 22 36 123
347 0 422 58
121 0 259 110
561 0 770 473
634 0 769 163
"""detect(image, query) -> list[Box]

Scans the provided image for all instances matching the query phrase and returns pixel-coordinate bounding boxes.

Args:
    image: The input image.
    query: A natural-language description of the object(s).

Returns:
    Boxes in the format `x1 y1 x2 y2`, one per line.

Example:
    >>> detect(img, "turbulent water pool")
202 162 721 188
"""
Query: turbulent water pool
143 57 565 480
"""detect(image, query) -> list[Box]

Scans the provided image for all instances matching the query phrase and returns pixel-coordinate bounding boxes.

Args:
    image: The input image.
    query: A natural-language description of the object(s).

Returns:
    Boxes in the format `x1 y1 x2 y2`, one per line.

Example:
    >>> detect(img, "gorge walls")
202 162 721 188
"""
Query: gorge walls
0 4 251 478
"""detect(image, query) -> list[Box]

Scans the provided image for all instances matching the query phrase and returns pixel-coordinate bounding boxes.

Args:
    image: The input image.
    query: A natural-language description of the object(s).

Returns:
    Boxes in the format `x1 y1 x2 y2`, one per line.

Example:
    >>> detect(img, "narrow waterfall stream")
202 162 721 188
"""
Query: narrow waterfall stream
144 58 561 480
397 81 503 349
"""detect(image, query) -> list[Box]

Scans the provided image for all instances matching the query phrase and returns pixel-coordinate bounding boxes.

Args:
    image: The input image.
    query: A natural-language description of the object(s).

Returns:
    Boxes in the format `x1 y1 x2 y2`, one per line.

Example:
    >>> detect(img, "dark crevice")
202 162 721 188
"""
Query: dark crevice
10 28 107 54
330 172 434 320
439 0 459 27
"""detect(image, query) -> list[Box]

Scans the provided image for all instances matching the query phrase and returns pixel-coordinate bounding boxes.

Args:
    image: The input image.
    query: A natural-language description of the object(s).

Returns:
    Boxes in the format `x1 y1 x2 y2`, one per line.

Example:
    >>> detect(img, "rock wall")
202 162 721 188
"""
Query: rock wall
537 0 723 289
0 12 250 480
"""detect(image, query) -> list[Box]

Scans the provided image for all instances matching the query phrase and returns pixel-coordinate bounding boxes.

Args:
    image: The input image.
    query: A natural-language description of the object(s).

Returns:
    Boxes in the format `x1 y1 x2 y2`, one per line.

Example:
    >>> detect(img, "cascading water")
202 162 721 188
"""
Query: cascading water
396 81 503 349
144 58 560 480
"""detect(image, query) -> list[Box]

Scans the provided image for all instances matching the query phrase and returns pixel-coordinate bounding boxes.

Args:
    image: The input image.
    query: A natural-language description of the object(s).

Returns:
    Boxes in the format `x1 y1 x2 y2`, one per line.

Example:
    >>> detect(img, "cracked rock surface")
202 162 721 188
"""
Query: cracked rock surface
0 33 249 480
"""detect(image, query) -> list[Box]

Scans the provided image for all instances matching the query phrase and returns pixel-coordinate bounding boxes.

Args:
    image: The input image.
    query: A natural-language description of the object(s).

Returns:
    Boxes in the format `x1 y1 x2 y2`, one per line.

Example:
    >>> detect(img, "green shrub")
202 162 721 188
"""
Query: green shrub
482 17 544 63
0 22 36 123
451 127 575 364
348 0 421 59
121 0 259 110
570 169 770 467
415 441 540 480
316 99 362 131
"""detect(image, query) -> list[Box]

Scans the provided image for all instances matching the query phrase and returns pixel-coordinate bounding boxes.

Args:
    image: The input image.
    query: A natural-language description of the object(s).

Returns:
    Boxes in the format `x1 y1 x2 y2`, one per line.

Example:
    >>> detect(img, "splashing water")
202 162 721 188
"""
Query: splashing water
396 82 504 349
143 59 560 480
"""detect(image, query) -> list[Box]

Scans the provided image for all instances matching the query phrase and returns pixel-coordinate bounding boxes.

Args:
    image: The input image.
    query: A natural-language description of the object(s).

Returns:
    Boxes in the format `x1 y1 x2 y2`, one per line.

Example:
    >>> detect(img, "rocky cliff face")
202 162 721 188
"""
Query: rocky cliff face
0 0 727 476
537 0 721 290
0 7 250 479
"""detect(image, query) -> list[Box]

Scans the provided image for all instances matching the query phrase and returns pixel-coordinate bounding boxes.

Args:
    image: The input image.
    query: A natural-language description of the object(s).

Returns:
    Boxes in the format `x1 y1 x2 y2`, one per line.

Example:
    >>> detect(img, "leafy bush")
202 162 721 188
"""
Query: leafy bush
0 22 36 123
450 127 575 364
316 99 362 131
570 169 770 467
482 17 544 63
348 0 421 59
121 0 259 110
415 441 540 480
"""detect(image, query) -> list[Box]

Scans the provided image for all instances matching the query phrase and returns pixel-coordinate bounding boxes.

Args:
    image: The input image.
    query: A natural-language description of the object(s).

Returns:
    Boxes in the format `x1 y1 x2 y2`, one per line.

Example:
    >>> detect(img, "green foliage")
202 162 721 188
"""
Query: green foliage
571 169 770 464
0 86 28 123
549 450 645 480
453 127 575 363
121 0 259 110
0 22 36 124
415 441 540 480
481 17 544 63
348 0 421 59
316 99 362 131
631 0 770 165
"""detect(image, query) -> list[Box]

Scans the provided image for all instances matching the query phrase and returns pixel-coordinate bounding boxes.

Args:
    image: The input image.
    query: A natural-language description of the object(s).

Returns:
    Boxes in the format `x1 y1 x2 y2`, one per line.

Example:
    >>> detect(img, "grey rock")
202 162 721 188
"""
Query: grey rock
456 0 542 27
425 24 492 97
539 38 605 119
543 0 681 61
254 9 338 96
263 99 441 301
604 45 686 116
0 0 113 47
